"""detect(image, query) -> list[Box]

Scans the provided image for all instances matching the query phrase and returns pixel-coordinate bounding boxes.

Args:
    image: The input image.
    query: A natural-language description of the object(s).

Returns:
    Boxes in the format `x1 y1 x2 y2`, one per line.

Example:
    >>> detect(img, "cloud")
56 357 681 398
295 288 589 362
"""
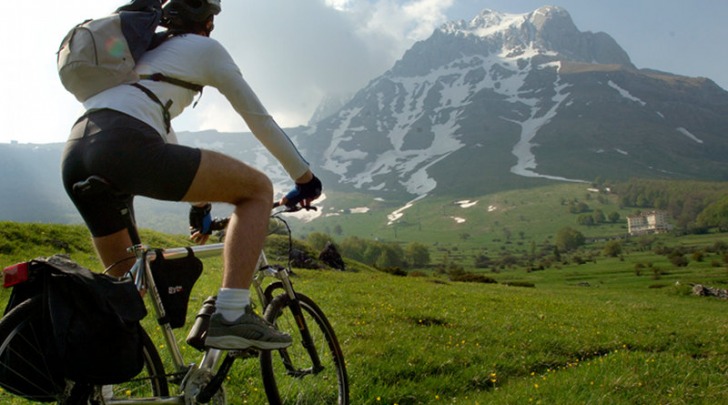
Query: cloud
1 0 454 142
403 0 456 39
324 0 353 11
324 0 455 58
206 0 455 132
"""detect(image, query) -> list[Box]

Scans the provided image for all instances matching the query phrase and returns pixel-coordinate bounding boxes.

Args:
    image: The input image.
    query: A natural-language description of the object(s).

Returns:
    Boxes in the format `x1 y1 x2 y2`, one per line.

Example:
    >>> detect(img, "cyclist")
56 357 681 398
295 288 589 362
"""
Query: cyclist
61 0 322 351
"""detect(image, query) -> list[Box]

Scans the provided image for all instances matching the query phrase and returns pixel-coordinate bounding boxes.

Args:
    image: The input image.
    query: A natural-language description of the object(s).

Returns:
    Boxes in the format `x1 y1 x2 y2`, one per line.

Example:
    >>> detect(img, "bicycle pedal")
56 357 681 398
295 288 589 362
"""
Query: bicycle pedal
228 348 259 358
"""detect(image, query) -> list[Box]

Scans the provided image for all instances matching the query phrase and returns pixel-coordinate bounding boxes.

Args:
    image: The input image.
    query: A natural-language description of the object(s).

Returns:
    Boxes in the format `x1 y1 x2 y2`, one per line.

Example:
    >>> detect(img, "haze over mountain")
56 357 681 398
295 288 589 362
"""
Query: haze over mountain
1 6 726 230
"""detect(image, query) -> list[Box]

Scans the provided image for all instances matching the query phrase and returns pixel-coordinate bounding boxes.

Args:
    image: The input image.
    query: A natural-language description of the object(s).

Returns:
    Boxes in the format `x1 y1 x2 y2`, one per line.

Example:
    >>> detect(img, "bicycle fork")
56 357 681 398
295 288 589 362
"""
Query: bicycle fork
253 255 325 377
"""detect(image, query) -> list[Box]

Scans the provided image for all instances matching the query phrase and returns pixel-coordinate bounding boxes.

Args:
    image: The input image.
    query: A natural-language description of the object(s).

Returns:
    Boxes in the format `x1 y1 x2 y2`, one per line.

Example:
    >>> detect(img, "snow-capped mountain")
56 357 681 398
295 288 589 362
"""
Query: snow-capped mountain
298 6 728 198
2 7 727 230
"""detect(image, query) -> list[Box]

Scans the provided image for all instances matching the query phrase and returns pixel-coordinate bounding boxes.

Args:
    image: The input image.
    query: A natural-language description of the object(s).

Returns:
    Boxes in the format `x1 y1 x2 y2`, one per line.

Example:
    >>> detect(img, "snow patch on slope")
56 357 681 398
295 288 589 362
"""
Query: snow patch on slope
607 81 646 106
676 127 703 144
503 62 587 183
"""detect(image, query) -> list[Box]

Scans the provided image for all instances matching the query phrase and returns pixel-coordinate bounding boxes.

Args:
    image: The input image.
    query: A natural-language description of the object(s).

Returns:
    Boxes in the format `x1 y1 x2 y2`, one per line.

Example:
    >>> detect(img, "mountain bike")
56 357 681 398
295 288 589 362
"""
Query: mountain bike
0 176 348 404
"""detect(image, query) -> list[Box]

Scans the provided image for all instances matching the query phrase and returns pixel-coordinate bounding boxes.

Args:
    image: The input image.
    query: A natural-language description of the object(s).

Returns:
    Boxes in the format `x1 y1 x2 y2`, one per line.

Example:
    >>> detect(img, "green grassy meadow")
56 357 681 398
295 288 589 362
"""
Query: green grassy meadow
1 220 728 404
293 183 635 255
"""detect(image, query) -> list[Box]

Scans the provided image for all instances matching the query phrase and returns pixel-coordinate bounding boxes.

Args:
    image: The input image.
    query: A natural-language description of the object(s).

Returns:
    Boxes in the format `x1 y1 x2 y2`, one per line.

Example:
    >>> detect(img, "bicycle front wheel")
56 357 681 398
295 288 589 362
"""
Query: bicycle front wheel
0 295 169 403
260 293 349 404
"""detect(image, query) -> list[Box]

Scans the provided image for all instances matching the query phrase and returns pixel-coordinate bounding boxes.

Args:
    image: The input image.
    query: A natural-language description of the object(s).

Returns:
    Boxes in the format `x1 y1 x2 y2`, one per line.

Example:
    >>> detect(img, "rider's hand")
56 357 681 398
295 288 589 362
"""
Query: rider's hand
189 203 212 245
280 172 322 209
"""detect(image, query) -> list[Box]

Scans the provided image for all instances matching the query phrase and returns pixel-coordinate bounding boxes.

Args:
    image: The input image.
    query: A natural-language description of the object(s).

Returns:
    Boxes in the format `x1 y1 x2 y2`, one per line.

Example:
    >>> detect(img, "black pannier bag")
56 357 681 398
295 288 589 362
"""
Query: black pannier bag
149 248 203 329
0 254 148 394
45 255 148 385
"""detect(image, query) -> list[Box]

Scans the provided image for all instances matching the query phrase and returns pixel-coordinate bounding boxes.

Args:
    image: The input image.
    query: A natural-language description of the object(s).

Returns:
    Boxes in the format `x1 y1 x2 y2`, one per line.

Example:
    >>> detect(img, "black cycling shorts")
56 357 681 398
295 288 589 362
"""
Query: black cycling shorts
62 109 202 237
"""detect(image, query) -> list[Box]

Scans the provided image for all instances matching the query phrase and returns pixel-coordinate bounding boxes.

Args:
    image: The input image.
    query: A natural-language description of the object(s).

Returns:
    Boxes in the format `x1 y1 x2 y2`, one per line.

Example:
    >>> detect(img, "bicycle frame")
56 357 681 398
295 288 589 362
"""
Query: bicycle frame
0 212 347 404
126 240 296 380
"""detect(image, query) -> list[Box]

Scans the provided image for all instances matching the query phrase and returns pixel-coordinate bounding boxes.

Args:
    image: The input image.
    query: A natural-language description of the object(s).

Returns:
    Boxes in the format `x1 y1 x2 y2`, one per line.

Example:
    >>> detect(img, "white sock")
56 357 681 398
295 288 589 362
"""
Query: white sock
215 288 251 322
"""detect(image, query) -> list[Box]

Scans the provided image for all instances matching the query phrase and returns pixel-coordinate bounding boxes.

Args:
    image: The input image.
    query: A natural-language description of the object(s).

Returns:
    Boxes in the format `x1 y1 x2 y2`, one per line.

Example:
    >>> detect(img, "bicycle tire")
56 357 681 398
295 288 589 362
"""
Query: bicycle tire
0 296 64 402
0 296 169 403
109 325 170 400
260 293 349 404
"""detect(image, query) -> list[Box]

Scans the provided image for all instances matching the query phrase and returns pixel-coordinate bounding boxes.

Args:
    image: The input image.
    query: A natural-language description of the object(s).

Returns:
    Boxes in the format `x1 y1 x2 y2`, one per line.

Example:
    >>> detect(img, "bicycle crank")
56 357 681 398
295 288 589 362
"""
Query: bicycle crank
183 368 226 405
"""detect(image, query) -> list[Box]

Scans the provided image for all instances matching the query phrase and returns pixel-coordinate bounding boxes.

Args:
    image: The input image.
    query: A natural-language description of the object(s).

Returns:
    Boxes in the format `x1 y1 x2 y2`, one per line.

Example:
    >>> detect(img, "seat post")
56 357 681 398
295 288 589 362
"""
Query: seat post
120 205 142 246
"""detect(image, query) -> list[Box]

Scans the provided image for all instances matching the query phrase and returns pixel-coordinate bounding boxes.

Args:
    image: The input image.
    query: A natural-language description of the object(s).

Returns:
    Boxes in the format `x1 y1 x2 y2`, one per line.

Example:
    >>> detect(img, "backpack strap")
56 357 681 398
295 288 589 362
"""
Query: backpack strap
130 75 204 135
139 73 203 92
130 83 174 134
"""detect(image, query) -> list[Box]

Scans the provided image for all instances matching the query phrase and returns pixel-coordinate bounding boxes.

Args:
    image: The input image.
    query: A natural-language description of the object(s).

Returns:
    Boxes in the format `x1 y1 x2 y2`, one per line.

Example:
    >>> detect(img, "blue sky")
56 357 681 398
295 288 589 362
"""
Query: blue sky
1 0 726 144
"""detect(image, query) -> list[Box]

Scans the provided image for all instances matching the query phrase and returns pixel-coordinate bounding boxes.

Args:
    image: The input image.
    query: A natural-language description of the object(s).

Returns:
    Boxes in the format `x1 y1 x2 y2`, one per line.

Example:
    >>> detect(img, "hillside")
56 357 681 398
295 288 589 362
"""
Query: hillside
1 223 728 404
285 180 728 253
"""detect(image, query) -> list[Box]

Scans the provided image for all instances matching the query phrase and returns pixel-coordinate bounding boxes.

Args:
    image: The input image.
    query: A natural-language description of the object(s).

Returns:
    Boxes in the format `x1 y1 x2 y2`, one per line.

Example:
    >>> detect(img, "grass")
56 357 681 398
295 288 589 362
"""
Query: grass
1 223 728 404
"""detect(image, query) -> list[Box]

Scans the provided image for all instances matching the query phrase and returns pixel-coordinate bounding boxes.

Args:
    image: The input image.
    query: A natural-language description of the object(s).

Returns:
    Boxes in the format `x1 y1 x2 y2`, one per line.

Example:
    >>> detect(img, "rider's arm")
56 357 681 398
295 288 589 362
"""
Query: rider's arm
201 40 310 181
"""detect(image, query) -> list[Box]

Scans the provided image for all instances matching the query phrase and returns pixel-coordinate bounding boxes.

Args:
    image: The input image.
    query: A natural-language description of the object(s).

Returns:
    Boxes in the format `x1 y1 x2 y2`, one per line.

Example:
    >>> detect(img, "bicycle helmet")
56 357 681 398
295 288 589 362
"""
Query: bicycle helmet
162 0 221 25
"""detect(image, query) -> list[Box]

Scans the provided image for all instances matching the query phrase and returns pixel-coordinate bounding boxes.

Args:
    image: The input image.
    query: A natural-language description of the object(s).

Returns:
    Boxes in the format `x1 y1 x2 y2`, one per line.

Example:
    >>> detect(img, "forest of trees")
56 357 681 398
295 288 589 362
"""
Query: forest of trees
297 179 728 274
306 233 431 270
611 179 728 232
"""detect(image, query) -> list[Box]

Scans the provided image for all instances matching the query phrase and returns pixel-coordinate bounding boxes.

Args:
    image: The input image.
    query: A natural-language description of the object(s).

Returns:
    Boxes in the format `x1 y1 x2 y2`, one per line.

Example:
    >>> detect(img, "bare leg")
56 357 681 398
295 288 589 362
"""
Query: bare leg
89 149 270 289
184 149 292 350
182 150 273 289
92 230 135 277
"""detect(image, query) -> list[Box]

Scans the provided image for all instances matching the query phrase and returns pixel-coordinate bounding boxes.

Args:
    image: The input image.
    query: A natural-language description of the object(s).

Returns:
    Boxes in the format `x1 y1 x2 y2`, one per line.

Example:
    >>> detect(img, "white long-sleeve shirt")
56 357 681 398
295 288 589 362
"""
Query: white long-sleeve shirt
82 34 310 180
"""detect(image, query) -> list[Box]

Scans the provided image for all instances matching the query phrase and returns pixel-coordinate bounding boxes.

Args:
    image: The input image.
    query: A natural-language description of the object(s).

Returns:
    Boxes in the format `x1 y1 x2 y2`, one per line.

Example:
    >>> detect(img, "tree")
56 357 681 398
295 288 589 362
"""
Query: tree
306 232 334 251
555 227 585 252
339 236 366 262
603 240 622 257
697 196 728 231
474 254 492 269
363 243 385 266
577 215 595 226
569 201 590 214
405 242 431 268
375 244 404 269
592 209 606 224
608 211 620 223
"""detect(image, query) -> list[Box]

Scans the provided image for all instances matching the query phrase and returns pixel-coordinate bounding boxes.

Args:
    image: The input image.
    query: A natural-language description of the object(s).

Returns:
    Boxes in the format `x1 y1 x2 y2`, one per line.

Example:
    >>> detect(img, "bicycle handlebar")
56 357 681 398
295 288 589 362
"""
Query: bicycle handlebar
272 201 318 212
203 203 316 234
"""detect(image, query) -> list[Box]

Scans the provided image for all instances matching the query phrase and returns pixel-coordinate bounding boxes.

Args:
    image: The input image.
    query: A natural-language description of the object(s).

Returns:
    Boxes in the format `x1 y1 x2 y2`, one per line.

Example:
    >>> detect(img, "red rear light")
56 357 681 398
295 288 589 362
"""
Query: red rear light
3 262 30 288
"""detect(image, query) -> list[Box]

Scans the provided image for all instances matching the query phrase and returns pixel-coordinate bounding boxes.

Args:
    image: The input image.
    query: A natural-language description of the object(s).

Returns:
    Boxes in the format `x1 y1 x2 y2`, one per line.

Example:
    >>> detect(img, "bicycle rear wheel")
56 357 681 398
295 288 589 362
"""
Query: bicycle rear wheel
260 293 349 404
0 296 63 402
108 327 169 400
0 295 169 403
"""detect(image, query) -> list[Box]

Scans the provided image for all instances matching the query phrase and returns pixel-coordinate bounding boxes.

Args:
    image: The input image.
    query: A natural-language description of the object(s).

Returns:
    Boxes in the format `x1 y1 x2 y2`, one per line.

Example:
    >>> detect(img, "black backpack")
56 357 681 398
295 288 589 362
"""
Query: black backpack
46 255 148 385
